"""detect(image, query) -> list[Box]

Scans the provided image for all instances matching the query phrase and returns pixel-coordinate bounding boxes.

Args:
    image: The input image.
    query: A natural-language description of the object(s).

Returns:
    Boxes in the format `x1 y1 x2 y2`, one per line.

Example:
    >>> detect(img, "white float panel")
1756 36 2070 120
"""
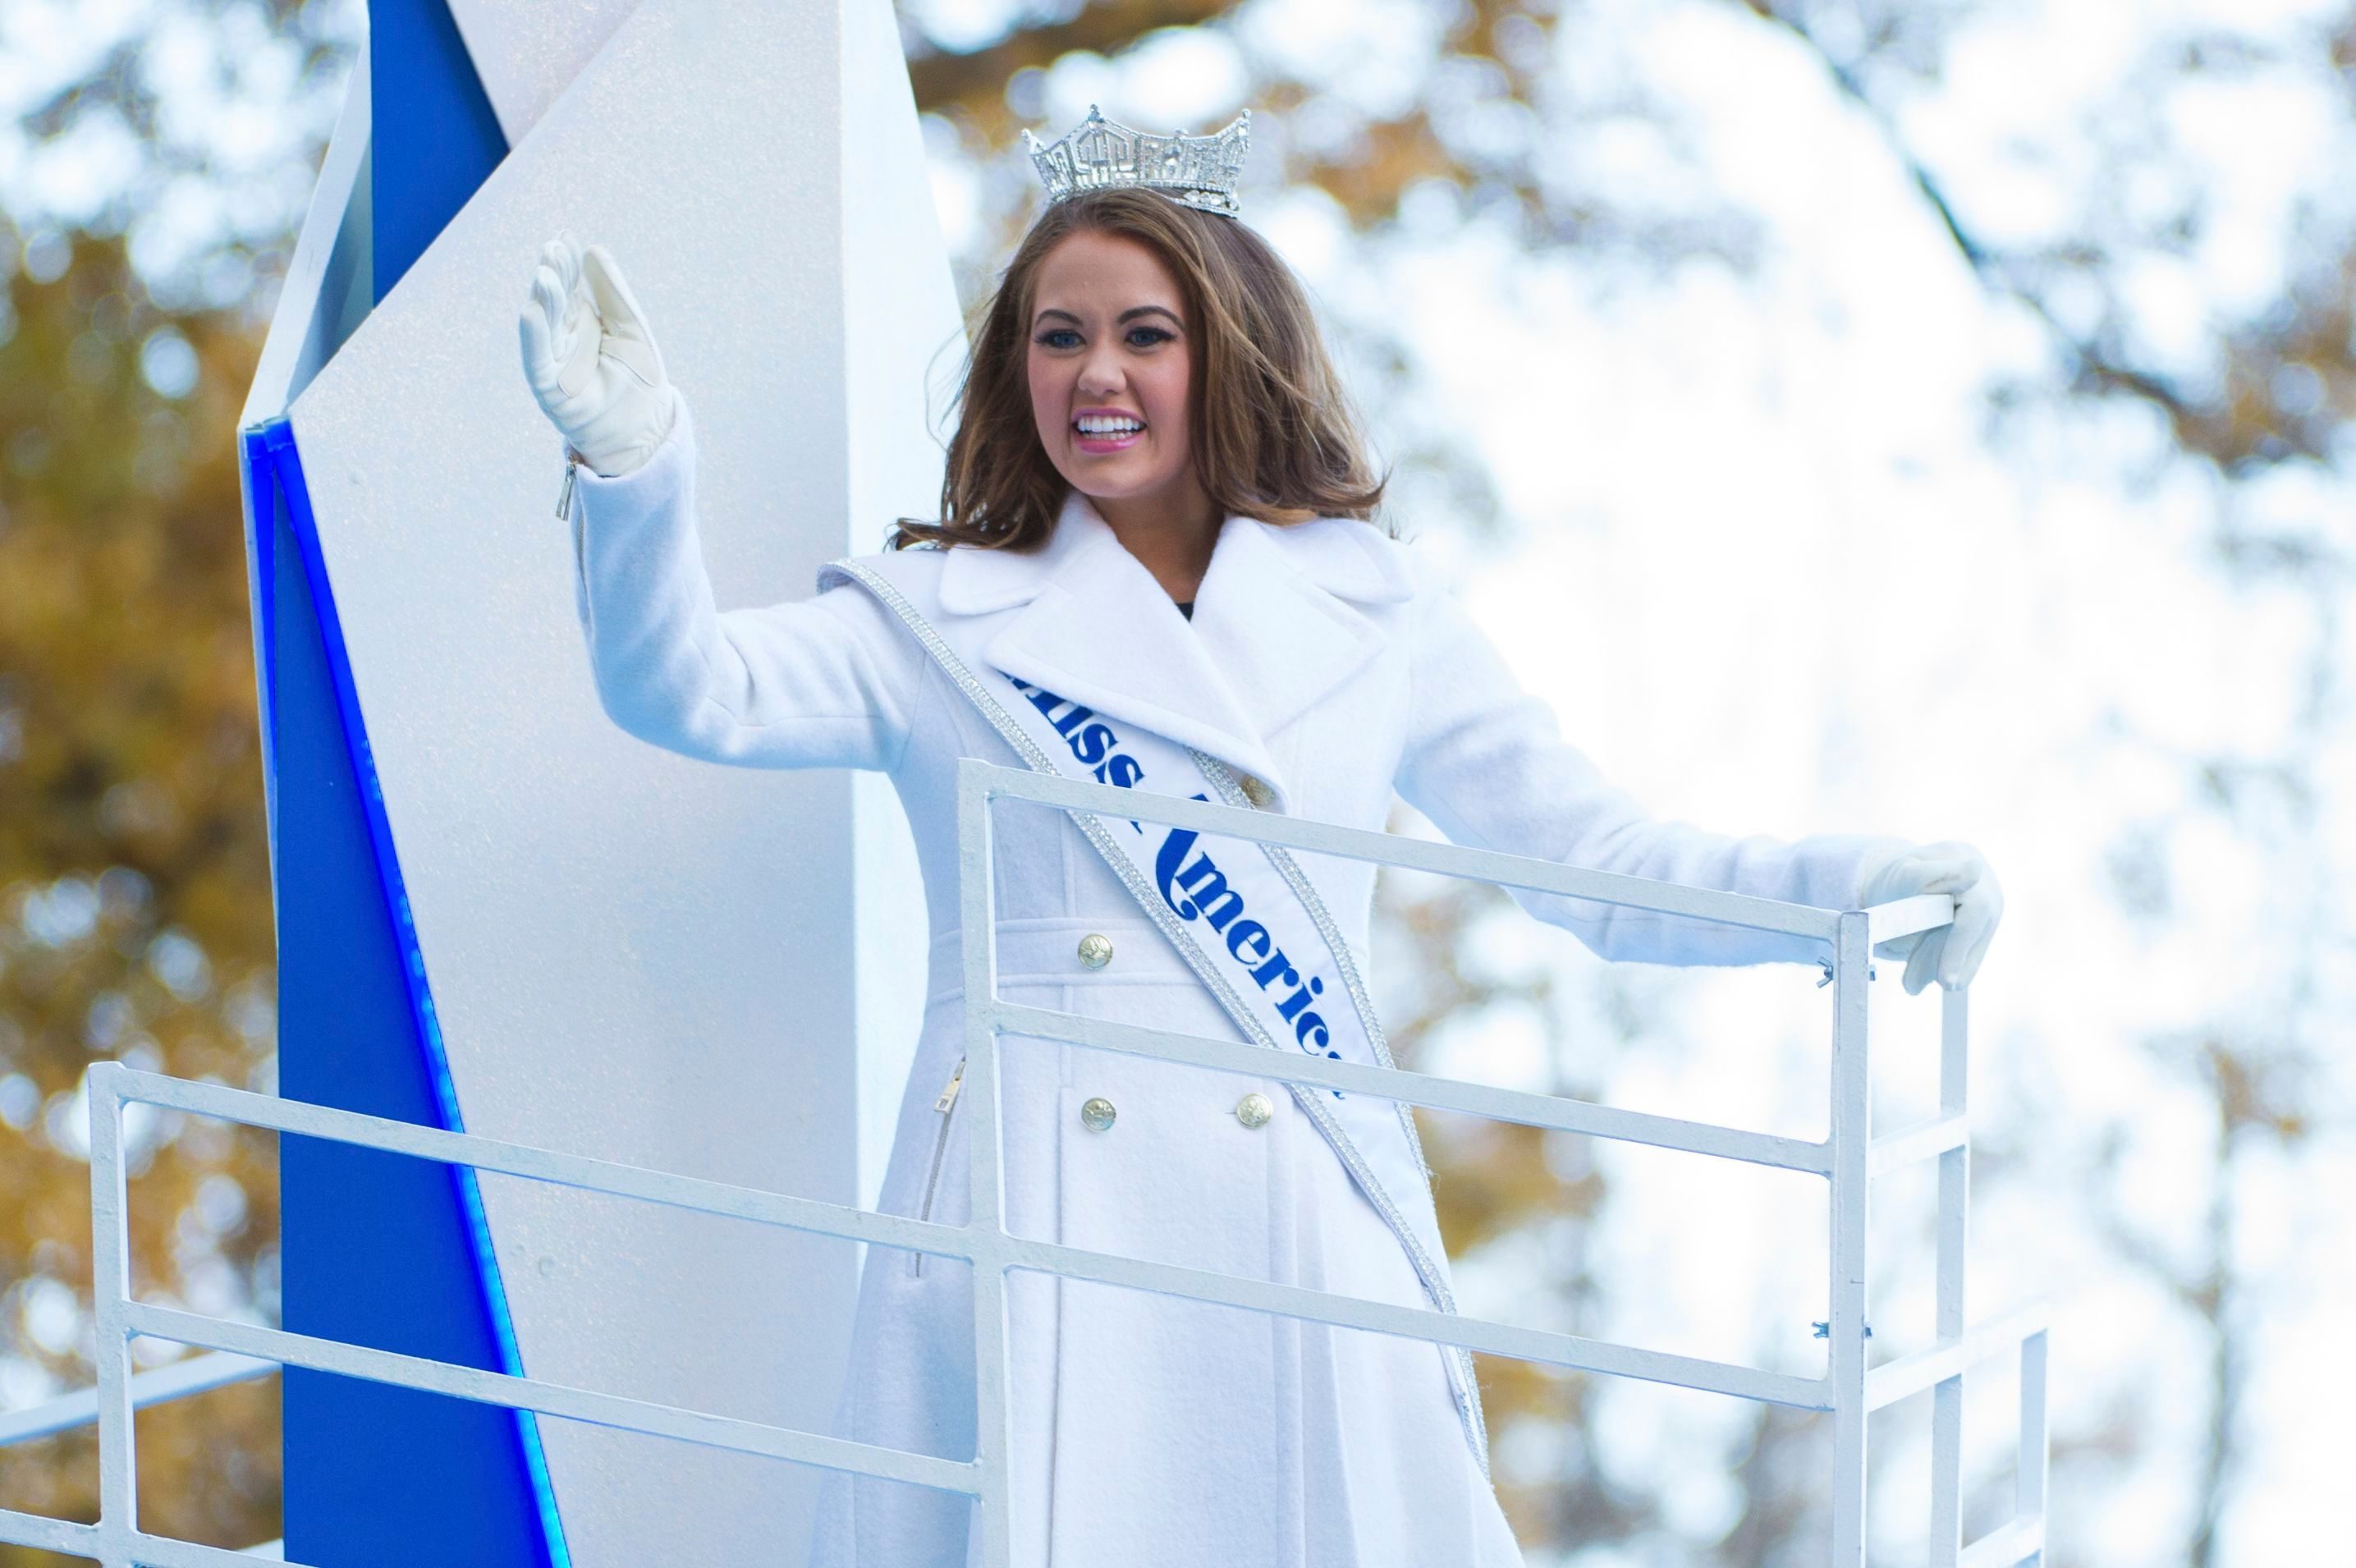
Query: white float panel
842 0 960 1222
444 0 645 146
286 0 953 1558
242 37 371 431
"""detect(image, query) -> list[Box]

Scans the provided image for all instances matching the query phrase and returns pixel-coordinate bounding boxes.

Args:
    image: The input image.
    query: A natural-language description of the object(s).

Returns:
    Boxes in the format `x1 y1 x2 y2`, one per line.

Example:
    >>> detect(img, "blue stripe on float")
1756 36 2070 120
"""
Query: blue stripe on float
249 419 571 1566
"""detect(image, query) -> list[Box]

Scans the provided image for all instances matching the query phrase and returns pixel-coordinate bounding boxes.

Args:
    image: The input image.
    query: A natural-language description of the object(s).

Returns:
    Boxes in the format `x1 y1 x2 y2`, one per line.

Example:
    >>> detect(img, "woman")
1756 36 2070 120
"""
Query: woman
519 108 2000 1568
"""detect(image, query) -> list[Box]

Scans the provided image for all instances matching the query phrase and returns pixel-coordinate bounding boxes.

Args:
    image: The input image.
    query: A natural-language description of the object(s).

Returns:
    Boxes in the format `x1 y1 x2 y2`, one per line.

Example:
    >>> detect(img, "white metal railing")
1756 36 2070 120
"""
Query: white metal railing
0 757 2050 1566
0 1349 275 1451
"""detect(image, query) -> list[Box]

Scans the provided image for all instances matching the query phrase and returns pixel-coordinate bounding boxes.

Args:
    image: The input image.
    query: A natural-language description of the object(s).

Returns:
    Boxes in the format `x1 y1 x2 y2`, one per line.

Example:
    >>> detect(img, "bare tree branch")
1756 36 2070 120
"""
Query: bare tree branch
1737 2 2210 438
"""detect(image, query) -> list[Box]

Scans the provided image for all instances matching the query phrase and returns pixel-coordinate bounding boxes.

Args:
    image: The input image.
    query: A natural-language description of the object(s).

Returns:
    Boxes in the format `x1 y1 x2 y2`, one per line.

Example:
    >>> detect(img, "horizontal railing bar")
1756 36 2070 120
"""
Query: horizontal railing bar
0 1507 104 1561
92 1067 1831 1408
987 1228 1833 1411
92 1065 965 1259
124 1303 981 1497
106 1527 301 1568
0 1349 277 1448
1867 1303 2050 1411
0 1506 293 1568
1867 892 1958 947
1868 1112 1970 1177
989 1002 1832 1176
969 761 1850 941
1958 1515 2045 1567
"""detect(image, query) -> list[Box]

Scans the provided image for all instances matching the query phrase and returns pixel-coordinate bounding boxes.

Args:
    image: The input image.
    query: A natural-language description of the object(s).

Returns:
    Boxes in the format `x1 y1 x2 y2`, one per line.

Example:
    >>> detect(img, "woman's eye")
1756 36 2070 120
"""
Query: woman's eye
1125 327 1172 348
1034 329 1083 350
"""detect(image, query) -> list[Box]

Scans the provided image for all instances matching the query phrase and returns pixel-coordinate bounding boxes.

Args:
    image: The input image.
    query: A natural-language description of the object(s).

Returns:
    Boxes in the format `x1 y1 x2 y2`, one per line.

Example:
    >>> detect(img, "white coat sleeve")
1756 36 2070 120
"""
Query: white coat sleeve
1392 587 1902 967
565 397 921 771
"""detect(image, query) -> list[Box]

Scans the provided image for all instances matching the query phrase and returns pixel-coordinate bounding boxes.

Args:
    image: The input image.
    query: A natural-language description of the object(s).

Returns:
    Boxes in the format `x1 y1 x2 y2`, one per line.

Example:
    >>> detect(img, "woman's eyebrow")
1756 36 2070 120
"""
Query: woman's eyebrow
1030 305 1184 328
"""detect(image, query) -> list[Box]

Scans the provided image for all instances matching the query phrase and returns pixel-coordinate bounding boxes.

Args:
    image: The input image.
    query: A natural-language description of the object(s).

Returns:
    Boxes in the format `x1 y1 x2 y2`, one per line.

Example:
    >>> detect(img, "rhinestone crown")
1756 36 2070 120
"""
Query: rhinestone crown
1023 105 1252 218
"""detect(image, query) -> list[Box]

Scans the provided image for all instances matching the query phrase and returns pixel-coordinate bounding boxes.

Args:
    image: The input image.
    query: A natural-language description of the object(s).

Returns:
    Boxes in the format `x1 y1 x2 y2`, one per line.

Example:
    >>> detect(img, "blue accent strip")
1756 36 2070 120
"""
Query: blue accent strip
245 420 571 1566
369 0 508 300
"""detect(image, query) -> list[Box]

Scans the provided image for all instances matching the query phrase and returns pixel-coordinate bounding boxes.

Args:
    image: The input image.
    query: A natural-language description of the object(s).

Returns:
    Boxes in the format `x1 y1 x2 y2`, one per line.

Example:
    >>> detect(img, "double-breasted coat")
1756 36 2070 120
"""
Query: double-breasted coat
566 402 1895 1566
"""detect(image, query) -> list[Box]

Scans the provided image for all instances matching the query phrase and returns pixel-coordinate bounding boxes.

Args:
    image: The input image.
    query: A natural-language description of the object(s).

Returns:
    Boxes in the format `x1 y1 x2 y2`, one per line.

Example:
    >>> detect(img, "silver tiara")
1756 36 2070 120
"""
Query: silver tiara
1023 105 1252 218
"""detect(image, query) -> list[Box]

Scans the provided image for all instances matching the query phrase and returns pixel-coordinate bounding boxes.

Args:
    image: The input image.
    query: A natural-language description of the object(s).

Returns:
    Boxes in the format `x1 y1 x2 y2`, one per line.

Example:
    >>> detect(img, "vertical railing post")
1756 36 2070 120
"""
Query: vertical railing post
1828 910 1872 1566
1930 985 1970 1562
958 763 1015 1568
2019 1328 2050 1565
86 1064 136 1568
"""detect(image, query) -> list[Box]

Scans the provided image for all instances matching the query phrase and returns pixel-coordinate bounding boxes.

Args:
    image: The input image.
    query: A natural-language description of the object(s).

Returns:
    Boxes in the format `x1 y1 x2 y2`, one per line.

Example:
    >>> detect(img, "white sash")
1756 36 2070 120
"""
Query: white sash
824 557 1489 1474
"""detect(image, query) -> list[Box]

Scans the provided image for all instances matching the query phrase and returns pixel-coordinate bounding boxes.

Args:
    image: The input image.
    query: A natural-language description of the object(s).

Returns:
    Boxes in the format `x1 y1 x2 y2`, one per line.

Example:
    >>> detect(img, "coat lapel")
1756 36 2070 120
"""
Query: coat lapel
937 493 1414 812
1187 512 1411 750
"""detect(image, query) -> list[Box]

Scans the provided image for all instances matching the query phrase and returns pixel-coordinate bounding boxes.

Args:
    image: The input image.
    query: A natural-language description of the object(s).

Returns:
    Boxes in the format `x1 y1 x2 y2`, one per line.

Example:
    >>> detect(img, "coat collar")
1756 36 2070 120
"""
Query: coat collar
937 492 1413 811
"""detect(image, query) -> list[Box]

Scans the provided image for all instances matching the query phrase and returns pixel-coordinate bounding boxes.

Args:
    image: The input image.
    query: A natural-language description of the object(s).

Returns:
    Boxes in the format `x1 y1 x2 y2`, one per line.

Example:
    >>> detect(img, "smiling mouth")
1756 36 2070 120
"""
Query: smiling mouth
1074 414 1145 447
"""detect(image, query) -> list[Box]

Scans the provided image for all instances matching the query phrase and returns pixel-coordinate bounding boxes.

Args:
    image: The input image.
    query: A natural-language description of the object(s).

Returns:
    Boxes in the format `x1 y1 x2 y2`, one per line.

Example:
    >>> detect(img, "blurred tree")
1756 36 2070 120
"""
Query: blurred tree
1738 7 2353 1558
0 236 280 1556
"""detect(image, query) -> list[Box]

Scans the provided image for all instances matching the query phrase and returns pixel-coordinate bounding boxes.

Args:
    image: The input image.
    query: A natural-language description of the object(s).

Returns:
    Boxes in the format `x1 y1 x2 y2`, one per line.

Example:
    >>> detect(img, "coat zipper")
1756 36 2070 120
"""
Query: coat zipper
560 456 596 635
910 1056 965 1277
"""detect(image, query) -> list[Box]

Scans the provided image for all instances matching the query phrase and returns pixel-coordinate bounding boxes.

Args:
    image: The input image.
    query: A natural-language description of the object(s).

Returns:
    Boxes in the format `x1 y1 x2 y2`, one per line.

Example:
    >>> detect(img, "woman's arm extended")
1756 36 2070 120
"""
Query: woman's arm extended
521 235 919 772
1393 585 1907 970
565 400 919 771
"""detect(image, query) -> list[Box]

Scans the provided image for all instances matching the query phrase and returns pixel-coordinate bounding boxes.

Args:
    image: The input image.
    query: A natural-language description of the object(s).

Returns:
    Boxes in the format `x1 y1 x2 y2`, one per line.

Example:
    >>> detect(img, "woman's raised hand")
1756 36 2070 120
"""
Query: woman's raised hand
1853 841 2004 994
518 235 679 477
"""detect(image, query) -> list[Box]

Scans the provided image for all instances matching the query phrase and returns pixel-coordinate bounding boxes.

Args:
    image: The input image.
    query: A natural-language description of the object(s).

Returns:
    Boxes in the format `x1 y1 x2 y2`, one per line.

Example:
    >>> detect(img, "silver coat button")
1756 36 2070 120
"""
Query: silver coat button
1077 933 1114 970
1235 1093 1275 1130
1080 1097 1117 1132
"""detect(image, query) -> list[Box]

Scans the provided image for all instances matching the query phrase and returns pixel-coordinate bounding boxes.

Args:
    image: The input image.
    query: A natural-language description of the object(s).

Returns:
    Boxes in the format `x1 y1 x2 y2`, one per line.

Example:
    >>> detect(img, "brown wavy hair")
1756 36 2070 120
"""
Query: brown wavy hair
892 186 1386 550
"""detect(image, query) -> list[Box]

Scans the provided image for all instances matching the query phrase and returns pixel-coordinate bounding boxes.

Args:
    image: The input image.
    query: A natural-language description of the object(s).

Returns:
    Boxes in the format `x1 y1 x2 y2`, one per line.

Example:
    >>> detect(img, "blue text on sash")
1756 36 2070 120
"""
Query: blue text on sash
1008 674 1347 1091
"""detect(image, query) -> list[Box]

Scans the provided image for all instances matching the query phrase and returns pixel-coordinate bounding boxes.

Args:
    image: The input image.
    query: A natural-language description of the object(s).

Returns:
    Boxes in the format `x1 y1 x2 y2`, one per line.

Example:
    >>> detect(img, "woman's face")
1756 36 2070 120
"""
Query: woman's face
1025 229 1199 513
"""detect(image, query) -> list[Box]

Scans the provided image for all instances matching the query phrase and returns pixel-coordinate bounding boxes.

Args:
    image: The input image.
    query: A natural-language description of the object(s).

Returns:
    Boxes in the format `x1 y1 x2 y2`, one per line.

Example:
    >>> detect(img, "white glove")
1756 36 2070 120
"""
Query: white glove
517 235 679 477
1851 841 2004 994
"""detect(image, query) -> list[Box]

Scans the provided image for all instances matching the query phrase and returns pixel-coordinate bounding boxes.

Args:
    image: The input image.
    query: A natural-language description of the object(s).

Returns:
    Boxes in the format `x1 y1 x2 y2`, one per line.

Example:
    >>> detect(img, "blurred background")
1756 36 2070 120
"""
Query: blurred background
2 0 2350 1562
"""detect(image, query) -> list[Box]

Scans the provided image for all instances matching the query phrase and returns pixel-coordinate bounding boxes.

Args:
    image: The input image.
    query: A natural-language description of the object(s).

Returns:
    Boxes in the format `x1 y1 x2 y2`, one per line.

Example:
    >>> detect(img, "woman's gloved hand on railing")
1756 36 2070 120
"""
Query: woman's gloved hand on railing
1852 841 2004 995
517 235 679 477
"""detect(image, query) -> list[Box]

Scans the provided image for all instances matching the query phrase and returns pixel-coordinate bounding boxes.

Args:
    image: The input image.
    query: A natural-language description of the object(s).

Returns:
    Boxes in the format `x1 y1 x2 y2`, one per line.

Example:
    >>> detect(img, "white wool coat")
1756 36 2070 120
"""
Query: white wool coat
566 404 1894 1568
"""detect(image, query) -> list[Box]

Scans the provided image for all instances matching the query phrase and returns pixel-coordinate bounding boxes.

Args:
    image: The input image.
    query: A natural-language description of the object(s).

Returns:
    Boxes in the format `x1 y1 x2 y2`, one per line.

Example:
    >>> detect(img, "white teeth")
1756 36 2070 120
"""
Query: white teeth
1076 416 1144 436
